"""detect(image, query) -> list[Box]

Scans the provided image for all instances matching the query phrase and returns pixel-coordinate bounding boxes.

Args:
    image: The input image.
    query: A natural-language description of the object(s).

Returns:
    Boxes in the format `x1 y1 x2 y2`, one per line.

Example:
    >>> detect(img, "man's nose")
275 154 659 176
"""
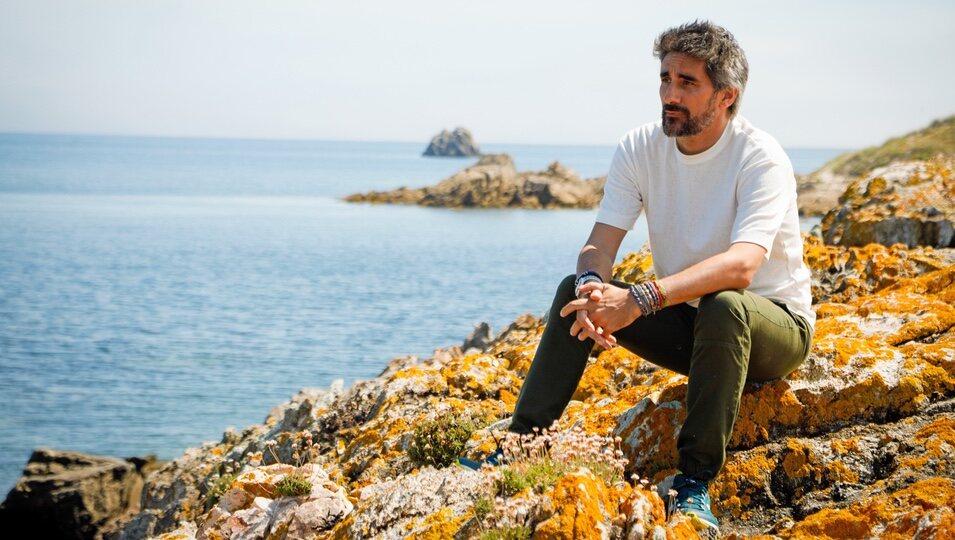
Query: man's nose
662 84 680 104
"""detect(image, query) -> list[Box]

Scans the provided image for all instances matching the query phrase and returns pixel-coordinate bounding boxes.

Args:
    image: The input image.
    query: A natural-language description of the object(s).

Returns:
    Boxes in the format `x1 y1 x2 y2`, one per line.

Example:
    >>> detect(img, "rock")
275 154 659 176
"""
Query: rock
345 153 606 209
109 231 955 539
797 169 853 217
798 115 955 216
423 127 480 157
106 386 344 539
821 160 954 248
337 466 484 539
532 470 614 538
0 448 158 540
462 322 493 353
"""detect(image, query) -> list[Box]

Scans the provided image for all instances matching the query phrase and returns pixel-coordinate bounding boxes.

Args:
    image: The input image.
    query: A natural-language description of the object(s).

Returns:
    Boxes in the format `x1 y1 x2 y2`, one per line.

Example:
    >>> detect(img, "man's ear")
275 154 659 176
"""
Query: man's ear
719 87 739 111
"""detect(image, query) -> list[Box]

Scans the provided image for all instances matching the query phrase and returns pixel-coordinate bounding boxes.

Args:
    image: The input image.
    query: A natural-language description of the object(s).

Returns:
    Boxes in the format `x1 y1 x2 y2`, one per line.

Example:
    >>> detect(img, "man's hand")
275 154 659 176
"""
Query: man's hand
561 282 642 347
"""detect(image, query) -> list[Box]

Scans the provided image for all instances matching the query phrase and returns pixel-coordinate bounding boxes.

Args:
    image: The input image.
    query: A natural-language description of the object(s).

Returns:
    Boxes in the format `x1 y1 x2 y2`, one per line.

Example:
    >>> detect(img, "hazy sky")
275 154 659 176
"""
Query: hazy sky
1 0 953 149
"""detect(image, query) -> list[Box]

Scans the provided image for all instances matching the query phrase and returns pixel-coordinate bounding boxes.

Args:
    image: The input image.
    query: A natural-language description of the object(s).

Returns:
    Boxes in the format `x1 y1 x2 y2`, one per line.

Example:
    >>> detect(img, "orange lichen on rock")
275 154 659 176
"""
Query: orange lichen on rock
404 507 467 540
914 416 955 459
821 159 955 248
780 478 955 540
533 470 614 539
730 381 804 447
712 448 777 520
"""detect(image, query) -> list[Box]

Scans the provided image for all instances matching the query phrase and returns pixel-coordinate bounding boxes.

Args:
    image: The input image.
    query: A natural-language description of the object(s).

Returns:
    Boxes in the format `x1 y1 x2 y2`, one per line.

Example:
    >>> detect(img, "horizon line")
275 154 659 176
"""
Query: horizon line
0 129 854 152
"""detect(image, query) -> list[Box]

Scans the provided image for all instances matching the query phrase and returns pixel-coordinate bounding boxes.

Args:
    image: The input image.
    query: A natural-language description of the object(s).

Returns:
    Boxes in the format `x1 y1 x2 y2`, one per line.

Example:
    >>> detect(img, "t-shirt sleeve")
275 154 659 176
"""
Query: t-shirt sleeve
595 136 643 230
731 157 794 258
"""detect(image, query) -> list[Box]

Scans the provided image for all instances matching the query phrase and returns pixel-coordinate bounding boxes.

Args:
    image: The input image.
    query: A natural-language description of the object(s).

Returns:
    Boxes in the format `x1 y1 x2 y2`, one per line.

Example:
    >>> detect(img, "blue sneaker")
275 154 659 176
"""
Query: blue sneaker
457 447 506 470
669 473 719 533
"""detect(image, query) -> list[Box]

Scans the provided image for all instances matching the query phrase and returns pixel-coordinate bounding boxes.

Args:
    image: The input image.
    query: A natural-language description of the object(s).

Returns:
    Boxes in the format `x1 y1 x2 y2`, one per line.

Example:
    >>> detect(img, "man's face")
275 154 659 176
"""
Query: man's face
659 53 719 137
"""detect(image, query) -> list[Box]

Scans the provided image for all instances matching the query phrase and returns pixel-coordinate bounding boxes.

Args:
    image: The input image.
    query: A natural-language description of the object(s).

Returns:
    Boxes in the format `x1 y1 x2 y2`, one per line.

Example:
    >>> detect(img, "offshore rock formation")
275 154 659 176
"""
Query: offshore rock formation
100 223 954 539
344 154 606 209
0 449 161 540
821 159 954 248
422 127 481 157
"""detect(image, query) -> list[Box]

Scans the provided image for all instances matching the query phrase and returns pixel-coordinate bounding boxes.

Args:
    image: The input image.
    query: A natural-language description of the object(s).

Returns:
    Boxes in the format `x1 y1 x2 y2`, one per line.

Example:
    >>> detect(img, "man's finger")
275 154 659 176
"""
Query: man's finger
577 311 596 333
578 282 603 296
560 298 590 318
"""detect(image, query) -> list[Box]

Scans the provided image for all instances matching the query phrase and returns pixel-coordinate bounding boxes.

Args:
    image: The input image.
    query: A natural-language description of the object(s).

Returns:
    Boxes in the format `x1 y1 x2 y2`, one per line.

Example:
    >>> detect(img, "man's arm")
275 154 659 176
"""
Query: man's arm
577 222 628 281
570 223 628 348
566 241 767 344
656 241 766 305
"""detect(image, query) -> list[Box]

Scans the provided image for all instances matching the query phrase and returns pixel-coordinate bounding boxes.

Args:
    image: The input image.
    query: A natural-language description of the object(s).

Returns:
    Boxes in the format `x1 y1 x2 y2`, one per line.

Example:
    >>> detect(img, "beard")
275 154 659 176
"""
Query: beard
661 94 718 137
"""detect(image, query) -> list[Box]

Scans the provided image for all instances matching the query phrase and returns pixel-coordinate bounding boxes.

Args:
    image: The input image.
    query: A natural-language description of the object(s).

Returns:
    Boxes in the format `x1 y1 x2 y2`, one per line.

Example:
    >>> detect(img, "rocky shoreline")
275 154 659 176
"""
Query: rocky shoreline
3 153 954 538
797 115 954 216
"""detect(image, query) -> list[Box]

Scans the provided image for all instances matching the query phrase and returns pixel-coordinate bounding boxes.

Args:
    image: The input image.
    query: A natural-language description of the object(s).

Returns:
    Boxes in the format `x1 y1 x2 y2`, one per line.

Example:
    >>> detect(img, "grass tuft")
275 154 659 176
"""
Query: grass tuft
275 471 312 497
407 414 479 468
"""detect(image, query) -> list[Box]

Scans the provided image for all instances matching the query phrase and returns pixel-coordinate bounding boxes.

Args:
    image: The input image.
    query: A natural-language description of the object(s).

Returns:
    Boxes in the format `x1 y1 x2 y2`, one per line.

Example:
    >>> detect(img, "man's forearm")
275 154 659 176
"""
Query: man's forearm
656 242 766 306
576 244 616 282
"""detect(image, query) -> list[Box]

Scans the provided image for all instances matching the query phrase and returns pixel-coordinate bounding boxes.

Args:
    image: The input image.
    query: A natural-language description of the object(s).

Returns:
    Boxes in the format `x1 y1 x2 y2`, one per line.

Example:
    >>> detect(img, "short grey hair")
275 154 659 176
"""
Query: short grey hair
654 20 749 117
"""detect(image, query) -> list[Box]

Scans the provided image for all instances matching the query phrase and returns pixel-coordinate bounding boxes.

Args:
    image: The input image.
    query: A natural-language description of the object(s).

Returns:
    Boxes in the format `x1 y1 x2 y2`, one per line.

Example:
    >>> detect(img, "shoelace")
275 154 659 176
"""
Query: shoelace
675 478 710 513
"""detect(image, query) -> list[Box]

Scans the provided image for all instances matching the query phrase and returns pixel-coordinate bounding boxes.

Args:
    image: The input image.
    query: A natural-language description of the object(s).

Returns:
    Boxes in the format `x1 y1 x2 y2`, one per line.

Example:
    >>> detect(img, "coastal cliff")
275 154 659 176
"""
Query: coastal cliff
345 154 606 209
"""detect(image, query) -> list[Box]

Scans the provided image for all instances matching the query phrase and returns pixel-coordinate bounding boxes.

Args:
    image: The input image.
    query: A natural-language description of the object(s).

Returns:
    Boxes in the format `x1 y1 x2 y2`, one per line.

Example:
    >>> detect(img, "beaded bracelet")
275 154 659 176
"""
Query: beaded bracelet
629 280 667 316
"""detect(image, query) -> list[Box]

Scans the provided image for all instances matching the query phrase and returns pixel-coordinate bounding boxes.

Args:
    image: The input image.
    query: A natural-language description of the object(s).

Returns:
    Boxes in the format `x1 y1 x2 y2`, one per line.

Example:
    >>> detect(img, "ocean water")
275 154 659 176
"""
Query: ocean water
0 133 845 494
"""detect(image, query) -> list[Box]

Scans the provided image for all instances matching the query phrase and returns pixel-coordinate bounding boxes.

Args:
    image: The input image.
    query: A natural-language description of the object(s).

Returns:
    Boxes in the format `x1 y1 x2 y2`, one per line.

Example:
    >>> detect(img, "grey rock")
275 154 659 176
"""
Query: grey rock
423 127 480 157
339 466 484 539
462 322 493 352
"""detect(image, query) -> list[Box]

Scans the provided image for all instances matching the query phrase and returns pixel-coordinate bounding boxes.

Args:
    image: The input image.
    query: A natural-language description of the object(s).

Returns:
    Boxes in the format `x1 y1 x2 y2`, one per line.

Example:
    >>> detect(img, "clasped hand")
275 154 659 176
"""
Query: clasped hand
559 282 641 349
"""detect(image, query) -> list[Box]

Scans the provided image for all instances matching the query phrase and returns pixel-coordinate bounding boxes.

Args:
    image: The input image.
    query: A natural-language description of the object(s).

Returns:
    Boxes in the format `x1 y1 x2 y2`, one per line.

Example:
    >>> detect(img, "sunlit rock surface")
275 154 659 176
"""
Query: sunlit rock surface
107 184 953 538
345 153 606 209
821 160 954 248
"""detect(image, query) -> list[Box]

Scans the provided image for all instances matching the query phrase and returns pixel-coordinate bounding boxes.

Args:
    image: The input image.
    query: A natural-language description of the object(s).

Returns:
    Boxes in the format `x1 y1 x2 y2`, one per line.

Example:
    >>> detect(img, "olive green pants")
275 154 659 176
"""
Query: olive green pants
511 274 813 481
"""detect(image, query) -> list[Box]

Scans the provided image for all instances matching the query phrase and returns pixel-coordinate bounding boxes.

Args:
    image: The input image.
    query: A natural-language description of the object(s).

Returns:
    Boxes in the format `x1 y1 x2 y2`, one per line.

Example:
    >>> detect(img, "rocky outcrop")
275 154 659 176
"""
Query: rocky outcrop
98 221 954 539
345 154 606 209
0 449 160 540
422 127 480 157
821 160 954 247
798 115 955 216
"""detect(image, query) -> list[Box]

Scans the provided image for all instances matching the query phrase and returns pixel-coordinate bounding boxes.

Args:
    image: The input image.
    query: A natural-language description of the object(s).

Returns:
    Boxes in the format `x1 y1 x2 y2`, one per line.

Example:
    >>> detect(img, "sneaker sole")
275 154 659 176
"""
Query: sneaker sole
686 512 719 539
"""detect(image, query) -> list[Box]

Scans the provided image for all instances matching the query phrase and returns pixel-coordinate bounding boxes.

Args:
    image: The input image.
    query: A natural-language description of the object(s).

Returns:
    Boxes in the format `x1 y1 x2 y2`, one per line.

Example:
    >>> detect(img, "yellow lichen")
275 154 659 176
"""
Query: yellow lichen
534 471 613 540
404 507 466 540
780 478 955 540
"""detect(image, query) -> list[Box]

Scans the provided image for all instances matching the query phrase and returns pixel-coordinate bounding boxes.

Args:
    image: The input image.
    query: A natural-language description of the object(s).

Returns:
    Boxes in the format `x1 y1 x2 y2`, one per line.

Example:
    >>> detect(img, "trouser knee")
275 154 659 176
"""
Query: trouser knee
695 289 748 335
551 274 578 313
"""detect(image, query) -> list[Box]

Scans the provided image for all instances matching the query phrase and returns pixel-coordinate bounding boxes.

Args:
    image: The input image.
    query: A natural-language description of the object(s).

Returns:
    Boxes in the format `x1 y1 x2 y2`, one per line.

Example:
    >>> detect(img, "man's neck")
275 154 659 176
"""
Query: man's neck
676 114 732 155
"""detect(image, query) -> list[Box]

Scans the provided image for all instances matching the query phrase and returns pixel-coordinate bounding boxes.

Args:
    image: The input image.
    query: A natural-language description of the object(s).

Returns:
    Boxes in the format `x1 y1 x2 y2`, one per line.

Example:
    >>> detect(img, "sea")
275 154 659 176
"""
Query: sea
0 133 845 494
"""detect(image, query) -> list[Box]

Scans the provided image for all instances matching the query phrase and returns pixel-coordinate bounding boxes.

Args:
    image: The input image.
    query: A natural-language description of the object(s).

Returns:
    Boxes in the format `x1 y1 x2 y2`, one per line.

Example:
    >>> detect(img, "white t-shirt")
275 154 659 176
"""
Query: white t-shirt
596 116 815 328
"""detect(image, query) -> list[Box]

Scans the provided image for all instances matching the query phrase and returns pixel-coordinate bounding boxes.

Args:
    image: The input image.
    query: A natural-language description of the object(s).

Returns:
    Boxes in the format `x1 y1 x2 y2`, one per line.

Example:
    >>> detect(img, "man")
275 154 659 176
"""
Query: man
461 20 814 533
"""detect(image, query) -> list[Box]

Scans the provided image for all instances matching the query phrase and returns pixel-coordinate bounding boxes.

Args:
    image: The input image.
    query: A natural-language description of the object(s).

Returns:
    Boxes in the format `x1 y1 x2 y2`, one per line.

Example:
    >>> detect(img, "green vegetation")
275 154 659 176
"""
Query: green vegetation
818 115 955 177
275 471 313 497
203 472 238 510
479 526 532 540
496 458 564 497
473 495 493 522
407 414 480 468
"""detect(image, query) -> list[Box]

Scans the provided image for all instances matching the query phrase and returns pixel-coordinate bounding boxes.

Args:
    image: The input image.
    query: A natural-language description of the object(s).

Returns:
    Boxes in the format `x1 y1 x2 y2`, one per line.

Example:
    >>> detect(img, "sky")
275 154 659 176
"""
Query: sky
0 0 953 149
